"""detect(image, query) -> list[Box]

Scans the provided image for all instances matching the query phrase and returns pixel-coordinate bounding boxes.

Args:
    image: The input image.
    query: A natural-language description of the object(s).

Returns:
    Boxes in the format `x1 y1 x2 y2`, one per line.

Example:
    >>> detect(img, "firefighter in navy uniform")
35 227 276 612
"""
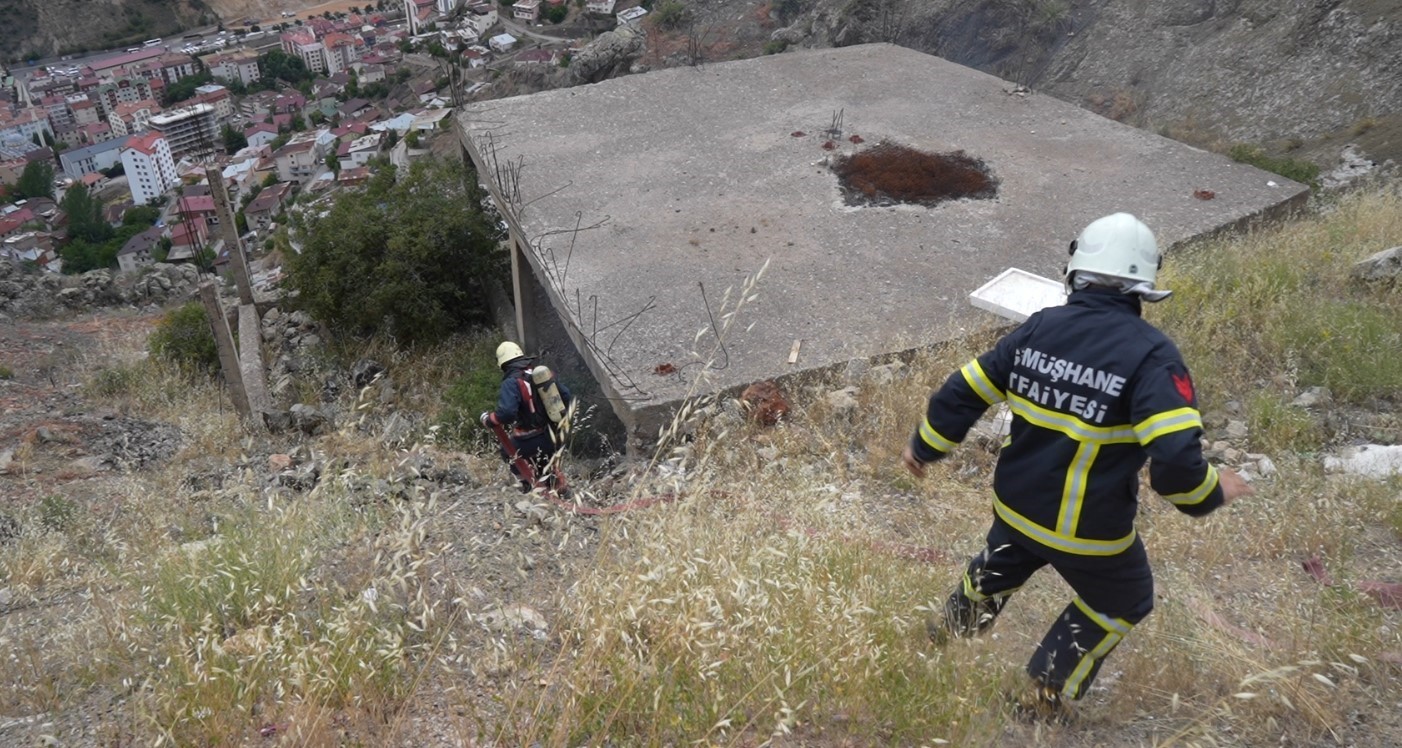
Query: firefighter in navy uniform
901 213 1254 719
480 341 573 492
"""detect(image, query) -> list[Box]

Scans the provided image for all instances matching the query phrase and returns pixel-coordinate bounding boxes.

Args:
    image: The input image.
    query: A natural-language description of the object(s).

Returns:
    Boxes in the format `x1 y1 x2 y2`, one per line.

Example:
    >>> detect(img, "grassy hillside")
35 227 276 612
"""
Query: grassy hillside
0 186 1399 745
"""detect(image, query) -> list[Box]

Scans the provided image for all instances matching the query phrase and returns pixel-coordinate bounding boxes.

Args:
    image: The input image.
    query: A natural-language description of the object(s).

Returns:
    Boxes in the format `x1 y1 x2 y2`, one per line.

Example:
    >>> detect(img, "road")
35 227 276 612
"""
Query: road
498 17 576 45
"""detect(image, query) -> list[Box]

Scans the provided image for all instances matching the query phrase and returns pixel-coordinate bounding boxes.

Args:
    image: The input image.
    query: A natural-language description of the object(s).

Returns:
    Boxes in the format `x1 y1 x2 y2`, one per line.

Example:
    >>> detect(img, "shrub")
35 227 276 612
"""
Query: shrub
0 364 13 380
653 0 689 30
149 302 219 373
283 157 507 345
39 494 77 531
87 364 142 397
436 339 503 448
763 39 789 55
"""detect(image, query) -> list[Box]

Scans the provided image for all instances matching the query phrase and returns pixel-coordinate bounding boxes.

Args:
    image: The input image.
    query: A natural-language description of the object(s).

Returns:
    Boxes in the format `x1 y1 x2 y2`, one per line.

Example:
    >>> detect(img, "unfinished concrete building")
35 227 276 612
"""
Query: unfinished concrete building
456 43 1308 452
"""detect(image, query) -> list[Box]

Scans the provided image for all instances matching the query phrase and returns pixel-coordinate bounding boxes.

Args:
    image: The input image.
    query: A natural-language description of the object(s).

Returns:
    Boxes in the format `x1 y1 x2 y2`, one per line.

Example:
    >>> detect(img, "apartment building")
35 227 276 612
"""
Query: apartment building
120 132 178 205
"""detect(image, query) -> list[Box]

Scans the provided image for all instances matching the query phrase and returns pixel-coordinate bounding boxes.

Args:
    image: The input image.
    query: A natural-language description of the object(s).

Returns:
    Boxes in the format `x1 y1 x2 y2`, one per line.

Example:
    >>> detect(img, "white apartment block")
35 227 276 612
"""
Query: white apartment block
203 50 262 86
121 132 178 205
282 32 328 75
462 5 499 37
512 0 540 22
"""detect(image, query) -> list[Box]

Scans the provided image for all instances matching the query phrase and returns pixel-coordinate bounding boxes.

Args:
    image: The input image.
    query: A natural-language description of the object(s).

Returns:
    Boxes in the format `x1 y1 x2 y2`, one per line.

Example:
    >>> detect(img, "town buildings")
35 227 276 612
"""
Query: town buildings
59 135 131 180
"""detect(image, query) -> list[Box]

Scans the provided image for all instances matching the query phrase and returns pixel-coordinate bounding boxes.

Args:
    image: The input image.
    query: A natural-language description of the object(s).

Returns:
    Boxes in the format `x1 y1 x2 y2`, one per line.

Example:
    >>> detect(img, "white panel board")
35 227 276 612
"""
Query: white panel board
969 268 1067 323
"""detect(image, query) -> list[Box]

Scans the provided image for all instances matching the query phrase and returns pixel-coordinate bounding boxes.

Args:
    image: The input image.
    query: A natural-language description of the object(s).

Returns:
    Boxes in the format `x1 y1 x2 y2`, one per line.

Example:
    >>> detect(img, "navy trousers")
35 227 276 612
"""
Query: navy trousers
943 518 1154 699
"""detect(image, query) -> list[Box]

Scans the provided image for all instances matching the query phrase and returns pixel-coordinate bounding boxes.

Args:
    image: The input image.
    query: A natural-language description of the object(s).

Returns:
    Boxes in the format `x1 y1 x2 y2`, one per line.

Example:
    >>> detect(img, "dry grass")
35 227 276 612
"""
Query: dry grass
1 323 480 746
4 190 1401 746
487 187 1402 746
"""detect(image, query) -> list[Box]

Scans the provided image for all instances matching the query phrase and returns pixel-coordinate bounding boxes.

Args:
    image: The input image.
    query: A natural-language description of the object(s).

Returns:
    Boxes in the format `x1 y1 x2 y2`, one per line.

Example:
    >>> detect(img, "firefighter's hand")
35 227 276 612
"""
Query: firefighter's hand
902 444 927 479
1218 467 1254 505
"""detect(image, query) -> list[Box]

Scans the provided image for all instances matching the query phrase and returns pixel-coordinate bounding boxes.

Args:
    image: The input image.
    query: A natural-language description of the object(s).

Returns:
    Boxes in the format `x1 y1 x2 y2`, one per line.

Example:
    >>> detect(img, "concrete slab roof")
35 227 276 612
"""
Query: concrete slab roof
457 43 1307 441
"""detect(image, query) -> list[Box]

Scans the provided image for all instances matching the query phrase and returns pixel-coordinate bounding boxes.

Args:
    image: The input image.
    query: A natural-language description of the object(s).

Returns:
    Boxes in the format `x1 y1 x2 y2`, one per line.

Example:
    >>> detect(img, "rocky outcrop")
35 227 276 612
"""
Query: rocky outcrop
569 23 648 85
1352 246 1402 287
0 261 200 319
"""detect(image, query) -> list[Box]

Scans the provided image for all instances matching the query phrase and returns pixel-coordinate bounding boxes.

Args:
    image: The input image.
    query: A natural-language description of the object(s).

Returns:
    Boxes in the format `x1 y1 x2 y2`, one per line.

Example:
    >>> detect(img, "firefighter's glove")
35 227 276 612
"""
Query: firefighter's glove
479 412 493 427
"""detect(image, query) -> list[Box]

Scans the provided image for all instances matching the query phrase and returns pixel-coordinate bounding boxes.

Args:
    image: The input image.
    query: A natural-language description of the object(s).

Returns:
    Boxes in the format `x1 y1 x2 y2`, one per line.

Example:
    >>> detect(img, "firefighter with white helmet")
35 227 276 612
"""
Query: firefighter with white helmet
901 213 1254 720
481 341 573 493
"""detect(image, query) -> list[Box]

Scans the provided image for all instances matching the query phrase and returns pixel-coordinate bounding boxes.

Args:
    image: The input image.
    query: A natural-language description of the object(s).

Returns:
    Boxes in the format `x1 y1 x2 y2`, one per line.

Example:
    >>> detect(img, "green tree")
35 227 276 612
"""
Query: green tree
122 205 161 226
60 239 103 273
283 157 507 344
61 183 112 244
15 160 55 200
544 3 569 23
221 123 248 154
404 130 420 148
258 49 312 85
325 148 340 174
162 71 214 106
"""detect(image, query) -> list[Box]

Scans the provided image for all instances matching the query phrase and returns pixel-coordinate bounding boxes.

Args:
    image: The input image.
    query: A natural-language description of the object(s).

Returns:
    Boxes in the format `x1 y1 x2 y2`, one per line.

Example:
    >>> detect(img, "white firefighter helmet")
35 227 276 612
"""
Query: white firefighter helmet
1065 213 1161 289
495 341 526 369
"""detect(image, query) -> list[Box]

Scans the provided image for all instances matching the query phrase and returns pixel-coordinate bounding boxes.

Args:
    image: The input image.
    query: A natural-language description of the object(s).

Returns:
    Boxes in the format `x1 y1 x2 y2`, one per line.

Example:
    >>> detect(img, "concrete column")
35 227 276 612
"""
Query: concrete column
237 304 270 427
204 167 255 306
199 281 251 420
509 233 539 349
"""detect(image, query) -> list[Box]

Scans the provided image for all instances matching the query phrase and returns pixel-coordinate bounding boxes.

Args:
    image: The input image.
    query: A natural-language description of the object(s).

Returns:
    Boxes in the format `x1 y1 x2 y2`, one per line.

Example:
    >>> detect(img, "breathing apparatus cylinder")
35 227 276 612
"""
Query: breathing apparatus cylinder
530 365 569 429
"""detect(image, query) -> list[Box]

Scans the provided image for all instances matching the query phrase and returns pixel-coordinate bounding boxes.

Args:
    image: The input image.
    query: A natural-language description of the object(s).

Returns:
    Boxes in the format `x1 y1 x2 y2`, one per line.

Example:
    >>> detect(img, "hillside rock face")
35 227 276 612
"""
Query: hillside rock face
781 0 1401 160
0 0 210 58
2 0 351 58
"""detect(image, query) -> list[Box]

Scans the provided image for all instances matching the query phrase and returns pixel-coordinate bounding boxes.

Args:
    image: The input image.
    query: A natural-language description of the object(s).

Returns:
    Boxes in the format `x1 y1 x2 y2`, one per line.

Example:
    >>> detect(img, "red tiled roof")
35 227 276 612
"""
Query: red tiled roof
126 131 165 155
177 195 216 214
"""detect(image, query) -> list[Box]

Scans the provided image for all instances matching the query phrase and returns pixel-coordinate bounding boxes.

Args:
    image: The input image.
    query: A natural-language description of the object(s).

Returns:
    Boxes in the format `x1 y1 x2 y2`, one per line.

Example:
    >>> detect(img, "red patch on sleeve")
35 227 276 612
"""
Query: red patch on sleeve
1171 372 1194 403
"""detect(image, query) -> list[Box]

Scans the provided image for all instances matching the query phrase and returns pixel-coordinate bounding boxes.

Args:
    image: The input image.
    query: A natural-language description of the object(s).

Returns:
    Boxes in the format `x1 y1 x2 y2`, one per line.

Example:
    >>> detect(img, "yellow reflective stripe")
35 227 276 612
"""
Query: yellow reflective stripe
1163 465 1220 506
1134 407 1203 445
963 572 1021 603
961 359 1005 406
1062 598 1134 698
993 495 1136 556
1057 443 1099 536
1072 596 1132 636
919 418 956 453
1062 630 1123 698
1007 394 1138 444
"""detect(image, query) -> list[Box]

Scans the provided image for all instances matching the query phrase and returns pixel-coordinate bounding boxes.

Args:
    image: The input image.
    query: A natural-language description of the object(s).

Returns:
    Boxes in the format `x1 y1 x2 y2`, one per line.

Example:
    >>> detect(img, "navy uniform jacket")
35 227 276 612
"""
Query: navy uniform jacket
493 363 573 434
909 287 1224 556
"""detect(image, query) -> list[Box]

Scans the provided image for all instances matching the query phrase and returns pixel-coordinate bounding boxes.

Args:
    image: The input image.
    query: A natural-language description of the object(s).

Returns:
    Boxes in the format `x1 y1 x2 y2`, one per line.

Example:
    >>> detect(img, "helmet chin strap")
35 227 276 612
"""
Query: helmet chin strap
1070 271 1173 302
